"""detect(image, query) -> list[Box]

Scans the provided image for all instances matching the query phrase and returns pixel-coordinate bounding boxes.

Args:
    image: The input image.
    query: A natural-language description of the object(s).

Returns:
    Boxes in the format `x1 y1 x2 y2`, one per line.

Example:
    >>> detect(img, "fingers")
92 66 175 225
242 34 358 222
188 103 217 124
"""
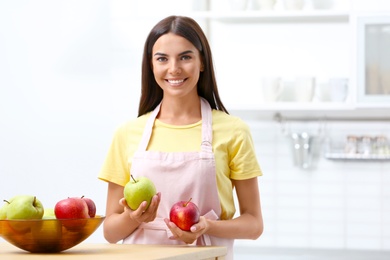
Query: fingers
148 192 161 211
189 217 206 233
164 218 181 240
119 198 127 207
164 218 199 244
121 192 161 224
190 225 197 232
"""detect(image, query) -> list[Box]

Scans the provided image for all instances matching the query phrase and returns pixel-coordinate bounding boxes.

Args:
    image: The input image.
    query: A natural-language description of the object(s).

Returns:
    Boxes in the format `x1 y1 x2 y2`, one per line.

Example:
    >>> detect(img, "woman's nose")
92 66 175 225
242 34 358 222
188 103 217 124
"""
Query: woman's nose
168 61 181 74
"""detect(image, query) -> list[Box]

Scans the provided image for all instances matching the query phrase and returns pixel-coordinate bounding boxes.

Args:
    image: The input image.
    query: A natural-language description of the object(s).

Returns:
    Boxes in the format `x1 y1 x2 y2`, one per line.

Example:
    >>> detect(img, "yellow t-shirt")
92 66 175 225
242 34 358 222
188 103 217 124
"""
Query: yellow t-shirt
98 109 262 220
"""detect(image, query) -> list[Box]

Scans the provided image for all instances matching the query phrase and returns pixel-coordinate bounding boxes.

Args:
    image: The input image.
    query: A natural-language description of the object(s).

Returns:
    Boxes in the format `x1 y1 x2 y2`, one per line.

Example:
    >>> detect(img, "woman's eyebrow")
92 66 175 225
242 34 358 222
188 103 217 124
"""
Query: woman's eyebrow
154 52 167 56
153 50 194 56
178 50 194 56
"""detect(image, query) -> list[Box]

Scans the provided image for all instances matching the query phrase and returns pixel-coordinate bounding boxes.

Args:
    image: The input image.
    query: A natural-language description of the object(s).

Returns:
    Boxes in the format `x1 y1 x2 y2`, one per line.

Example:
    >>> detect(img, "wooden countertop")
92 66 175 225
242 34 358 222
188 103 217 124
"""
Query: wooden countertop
0 242 227 260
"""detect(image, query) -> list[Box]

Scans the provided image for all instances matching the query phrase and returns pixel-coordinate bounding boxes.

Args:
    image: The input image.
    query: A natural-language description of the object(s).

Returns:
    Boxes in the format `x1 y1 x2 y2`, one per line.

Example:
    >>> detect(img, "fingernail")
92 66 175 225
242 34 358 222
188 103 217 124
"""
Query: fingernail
190 226 197 232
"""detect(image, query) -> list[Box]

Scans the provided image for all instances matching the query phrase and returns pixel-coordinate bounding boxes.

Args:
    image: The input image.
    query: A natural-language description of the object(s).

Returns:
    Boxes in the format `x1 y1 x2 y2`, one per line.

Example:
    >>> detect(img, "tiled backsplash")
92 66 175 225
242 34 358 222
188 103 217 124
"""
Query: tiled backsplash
235 119 390 250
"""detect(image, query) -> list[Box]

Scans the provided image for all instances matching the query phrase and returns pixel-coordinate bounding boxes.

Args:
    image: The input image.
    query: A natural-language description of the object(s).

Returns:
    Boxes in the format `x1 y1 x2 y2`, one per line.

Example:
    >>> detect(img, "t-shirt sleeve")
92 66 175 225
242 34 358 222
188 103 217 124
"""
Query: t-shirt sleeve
98 125 130 186
228 118 262 180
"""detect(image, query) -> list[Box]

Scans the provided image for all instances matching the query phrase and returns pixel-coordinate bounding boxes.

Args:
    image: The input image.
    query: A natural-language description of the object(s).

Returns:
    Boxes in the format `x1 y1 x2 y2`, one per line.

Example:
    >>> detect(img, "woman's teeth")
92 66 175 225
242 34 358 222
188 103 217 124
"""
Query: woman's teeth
168 79 184 84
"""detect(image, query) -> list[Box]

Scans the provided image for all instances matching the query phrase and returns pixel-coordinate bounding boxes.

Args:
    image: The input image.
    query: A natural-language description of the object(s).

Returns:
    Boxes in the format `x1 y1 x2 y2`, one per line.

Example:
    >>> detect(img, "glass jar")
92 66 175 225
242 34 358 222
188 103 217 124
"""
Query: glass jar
375 135 389 155
344 135 357 154
358 135 372 155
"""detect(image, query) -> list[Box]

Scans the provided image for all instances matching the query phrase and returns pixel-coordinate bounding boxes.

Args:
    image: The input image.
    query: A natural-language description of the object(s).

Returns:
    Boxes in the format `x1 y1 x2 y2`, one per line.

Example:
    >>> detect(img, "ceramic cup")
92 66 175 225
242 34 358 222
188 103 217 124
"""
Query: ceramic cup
329 78 348 102
261 77 284 102
311 0 334 10
315 80 330 101
294 77 315 102
256 0 277 10
283 0 305 10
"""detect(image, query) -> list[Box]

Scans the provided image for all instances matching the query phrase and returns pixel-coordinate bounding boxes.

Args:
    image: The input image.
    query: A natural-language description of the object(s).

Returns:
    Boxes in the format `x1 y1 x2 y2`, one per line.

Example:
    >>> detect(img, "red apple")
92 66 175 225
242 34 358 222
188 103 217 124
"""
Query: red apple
54 197 89 231
169 198 200 231
81 196 96 218
54 197 89 219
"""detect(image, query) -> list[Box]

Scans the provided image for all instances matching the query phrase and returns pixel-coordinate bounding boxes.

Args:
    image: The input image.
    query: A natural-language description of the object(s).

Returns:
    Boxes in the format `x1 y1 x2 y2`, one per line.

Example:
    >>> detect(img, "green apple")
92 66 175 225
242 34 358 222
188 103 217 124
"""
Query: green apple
43 208 56 219
0 201 9 219
0 202 6 235
4 195 44 220
124 175 156 210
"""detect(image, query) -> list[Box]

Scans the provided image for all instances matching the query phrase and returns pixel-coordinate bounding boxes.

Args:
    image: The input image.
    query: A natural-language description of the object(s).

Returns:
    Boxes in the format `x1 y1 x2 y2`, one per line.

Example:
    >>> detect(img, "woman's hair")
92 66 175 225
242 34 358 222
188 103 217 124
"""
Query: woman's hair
138 15 228 116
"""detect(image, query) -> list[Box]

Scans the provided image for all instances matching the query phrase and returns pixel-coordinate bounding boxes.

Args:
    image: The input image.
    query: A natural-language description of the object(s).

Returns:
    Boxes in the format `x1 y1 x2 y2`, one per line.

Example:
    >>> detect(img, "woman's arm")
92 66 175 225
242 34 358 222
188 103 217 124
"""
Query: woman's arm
103 182 161 243
207 177 263 239
165 177 263 243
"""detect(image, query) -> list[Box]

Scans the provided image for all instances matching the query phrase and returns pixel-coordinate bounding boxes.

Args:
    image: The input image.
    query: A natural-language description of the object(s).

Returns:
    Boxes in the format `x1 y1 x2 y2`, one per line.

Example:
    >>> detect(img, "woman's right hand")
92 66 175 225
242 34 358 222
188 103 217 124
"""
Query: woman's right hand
119 192 161 224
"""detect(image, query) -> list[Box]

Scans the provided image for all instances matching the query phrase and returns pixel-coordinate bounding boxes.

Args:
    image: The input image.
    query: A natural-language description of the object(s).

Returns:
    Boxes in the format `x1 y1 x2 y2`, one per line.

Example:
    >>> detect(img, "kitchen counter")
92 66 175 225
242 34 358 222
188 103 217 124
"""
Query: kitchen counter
0 243 227 260
234 246 390 260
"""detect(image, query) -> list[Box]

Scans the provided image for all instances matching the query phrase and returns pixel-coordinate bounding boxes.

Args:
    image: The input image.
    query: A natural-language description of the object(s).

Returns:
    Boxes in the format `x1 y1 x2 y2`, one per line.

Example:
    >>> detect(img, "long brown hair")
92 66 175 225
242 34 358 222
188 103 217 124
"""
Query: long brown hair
138 15 228 117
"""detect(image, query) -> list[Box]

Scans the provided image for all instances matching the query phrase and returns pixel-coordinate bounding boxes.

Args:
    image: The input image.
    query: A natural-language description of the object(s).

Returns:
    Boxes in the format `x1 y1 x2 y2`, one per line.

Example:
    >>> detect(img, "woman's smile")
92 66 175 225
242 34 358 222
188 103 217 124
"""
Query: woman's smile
166 78 187 86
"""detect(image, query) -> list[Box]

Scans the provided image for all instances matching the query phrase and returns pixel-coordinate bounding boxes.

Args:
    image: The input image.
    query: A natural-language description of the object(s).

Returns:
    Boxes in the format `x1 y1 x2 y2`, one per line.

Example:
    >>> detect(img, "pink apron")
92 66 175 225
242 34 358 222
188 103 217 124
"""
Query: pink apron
123 98 234 259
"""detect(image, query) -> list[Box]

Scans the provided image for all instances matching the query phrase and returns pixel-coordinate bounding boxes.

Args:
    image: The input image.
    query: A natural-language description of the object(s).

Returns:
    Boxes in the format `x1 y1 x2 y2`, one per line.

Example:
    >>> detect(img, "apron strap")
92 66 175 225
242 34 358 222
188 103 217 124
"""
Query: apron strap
137 102 161 152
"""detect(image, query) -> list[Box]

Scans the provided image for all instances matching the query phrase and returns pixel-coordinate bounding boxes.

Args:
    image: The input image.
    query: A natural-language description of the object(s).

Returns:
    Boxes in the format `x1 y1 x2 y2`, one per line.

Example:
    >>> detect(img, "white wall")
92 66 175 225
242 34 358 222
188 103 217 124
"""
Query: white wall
238 119 390 251
0 0 132 243
0 0 199 244
1 0 390 250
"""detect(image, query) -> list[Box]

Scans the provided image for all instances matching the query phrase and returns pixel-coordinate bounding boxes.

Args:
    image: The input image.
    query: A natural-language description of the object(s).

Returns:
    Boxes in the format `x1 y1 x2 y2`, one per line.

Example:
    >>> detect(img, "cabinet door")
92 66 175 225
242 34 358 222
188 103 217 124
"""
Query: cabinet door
357 15 390 106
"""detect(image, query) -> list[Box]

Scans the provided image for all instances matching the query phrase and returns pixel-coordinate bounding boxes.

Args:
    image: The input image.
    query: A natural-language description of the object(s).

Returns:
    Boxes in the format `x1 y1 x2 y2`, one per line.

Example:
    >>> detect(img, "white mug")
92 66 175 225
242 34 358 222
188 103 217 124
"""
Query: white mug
261 77 284 102
315 81 330 101
283 0 305 10
329 78 348 102
256 0 276 10
311 0 334 10
294 77 315 102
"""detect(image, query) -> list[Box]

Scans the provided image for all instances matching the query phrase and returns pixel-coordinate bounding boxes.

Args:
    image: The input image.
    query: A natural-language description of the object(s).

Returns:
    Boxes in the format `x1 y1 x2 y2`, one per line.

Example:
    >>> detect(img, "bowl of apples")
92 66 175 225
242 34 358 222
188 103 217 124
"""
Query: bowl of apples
0 195 105 253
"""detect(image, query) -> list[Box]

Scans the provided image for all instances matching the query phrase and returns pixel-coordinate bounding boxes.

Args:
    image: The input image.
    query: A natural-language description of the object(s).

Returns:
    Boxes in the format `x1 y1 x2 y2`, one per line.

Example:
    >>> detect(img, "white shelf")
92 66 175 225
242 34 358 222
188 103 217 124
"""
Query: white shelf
198 5 389 121
325 152 390 161
195 10 350 23
228 106 390 121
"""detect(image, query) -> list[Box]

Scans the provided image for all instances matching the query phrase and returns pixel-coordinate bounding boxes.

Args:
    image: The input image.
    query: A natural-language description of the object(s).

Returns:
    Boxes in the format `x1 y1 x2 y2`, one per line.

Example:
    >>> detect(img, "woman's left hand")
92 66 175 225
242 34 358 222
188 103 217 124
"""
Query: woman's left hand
164 216 209 244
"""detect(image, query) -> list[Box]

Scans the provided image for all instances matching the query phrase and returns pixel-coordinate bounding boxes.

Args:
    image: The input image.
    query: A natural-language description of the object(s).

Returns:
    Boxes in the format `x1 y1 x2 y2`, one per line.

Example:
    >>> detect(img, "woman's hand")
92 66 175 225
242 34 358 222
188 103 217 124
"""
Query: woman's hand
120 192 161 224
164 216 209 244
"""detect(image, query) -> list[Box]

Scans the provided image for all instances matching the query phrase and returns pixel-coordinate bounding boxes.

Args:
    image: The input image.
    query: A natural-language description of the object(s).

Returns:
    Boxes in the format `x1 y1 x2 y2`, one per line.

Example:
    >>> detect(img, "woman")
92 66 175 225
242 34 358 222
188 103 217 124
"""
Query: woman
98 15 263 259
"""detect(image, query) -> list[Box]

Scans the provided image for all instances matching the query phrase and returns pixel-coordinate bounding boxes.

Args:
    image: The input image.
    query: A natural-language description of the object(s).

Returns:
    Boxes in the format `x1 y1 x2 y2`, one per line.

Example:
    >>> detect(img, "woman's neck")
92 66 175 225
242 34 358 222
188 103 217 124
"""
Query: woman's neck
157 97 201 125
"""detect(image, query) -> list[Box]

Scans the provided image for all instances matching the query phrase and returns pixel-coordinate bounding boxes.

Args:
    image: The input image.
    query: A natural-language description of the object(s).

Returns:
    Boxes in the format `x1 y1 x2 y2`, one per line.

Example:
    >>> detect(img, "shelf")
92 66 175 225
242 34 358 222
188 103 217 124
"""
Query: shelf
325 152 390 161
193 10 350 23
228 107 390 121
201 9 389 121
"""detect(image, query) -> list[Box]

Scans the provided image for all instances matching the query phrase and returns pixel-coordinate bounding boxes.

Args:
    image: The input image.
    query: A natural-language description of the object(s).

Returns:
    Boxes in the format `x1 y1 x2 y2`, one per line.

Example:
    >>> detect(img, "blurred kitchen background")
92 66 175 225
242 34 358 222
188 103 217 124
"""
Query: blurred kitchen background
1 0 390 259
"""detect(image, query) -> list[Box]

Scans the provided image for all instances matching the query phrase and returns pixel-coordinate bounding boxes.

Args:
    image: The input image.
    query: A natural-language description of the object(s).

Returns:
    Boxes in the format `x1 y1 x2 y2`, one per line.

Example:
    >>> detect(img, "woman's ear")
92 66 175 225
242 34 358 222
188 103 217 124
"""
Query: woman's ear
200 63 204 72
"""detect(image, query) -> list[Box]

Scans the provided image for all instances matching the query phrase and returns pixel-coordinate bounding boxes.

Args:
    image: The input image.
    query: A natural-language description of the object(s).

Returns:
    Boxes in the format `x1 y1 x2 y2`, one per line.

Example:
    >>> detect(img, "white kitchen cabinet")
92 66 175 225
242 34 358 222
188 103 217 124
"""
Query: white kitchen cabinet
190 0 390 120
356 15 390 106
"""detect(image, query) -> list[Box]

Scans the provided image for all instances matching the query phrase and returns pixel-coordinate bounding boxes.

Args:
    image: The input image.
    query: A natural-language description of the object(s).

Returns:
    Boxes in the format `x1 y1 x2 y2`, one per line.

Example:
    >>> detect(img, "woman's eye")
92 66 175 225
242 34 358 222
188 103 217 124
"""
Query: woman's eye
181 55 191 60
156 57 167 62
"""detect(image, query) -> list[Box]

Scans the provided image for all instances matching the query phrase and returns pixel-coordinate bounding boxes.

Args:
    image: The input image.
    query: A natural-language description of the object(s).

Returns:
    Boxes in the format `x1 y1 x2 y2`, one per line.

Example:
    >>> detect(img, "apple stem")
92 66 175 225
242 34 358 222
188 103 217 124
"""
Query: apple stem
3 200 10 205
131 175 137 183
81 195 85 199
184 198 192 207
33 196 36 205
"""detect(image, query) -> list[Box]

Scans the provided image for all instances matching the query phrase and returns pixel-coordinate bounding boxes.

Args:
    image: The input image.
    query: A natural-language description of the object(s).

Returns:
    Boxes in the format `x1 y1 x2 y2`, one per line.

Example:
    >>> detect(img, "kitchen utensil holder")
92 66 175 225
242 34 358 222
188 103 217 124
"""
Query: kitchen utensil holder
275 113 325 169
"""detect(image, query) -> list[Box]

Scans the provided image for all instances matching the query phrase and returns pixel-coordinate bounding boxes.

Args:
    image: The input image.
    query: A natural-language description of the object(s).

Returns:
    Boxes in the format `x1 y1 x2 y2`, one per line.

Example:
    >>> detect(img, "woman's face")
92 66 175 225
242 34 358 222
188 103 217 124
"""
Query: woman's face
151 33 203 100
